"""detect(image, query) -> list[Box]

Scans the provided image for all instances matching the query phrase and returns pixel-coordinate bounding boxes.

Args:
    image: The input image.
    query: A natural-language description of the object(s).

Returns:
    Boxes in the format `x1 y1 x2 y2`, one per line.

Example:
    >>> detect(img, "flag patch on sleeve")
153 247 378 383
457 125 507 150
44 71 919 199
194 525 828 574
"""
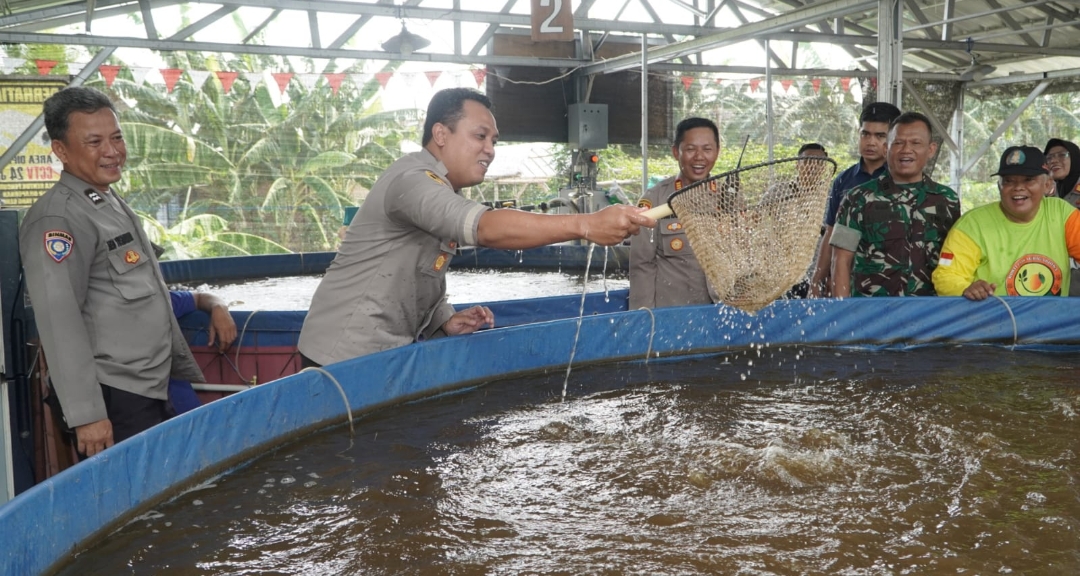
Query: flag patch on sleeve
938 252 953 266
44 230 74 263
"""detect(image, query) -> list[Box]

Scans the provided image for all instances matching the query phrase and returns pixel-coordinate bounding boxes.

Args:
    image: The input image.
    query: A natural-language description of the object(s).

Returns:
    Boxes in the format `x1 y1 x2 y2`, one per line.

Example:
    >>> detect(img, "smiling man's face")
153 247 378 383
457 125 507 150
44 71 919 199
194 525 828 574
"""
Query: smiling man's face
672 126 720 183
886 120 936 184
433 99 499 191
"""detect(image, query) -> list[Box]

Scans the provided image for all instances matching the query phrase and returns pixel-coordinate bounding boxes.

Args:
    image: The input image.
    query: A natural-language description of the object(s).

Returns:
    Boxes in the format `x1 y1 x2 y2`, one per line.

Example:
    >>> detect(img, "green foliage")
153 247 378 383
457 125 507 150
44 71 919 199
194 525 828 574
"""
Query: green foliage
88 51 420 255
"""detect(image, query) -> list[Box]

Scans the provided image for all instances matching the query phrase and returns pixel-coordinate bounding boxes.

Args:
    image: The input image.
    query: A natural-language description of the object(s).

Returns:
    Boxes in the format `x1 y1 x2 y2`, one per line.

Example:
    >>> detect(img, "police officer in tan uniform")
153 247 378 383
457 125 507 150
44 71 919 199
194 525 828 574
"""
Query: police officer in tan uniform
629 118 721 309
298 88 655 366
19 87 203 457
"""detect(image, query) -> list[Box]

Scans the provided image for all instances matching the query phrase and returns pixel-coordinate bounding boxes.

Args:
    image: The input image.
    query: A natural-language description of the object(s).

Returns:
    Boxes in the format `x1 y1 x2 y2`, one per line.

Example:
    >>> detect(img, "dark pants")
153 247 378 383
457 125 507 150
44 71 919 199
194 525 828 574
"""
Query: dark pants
299 352 322 369
100 384 173 443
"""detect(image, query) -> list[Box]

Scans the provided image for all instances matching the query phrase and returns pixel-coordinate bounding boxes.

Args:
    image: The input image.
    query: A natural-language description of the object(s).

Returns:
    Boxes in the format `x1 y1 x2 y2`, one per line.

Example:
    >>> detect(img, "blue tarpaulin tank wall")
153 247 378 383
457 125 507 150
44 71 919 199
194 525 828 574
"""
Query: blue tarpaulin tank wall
158 245 629 284
1 296 1078 575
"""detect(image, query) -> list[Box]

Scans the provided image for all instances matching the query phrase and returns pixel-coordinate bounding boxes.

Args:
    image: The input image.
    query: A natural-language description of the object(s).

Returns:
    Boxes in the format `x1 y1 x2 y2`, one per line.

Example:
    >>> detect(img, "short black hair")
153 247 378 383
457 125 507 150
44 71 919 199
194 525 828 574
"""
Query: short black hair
43 87 117 142
890 111 934 139
798 142 827 156
859 101 901 125
673 117 719 148
422 88 493 146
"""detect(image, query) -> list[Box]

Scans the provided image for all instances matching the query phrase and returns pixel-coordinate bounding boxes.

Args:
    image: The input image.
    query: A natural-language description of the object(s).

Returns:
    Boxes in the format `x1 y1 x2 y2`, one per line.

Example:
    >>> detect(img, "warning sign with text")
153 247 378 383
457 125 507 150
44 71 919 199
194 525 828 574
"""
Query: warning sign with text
0 78 67 209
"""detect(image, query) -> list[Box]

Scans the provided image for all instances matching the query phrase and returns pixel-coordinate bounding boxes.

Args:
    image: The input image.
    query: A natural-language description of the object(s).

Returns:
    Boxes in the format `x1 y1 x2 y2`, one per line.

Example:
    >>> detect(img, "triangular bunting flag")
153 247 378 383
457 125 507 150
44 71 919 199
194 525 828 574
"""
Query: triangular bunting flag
98 64 121 87
160 68 183 92
812 78 822 94
129 67 151 86
780 79 793 92
470 68 486 87
187 69 211 91
36 60 58 75
425 70 441 87
869 77 879 91
324 73 346 96
698 77 711 89
680 76 693 91
2 58 24 75
748 78 761 93
216 71 238 94
840 77 852 92
243 71 263 94
271 72 294 94
375 71 393 89
351 72 372 88
298 73 320 92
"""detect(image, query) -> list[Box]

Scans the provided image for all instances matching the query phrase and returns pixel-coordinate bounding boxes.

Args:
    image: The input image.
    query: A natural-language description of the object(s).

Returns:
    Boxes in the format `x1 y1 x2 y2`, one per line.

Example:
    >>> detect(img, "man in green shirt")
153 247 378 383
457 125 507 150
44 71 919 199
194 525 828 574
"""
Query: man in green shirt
830 112 961 297
933 145 1080 300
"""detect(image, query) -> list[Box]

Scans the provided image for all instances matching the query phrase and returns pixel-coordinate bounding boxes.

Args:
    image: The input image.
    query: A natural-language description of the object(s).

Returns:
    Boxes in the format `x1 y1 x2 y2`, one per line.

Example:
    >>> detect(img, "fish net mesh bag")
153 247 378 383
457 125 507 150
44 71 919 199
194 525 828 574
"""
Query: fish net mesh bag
668 156 837 312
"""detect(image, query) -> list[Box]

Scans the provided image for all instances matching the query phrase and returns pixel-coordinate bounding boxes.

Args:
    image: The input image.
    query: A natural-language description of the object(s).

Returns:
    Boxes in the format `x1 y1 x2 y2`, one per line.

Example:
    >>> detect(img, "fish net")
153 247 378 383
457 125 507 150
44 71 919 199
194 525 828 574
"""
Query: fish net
667 156 837 312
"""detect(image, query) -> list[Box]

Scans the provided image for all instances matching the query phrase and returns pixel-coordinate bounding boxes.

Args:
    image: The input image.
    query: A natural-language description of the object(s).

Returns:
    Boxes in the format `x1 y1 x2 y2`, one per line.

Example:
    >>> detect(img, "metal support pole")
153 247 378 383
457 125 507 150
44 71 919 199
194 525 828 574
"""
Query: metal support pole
877 0 903 104
949 86 966 194
961 80 1051 175
765 38 774 161
641 34 649 195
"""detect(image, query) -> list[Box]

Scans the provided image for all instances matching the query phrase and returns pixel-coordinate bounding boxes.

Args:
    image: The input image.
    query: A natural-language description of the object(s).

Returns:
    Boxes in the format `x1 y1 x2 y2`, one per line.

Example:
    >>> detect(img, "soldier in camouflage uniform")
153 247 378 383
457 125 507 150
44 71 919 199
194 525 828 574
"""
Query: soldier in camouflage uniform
830 112 960 297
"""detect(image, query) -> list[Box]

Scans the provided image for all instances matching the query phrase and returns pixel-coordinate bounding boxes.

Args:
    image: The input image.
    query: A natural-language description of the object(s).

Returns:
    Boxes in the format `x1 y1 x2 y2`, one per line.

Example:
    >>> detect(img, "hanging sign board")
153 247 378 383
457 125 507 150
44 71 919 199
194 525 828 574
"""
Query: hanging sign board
531 0 574 42
0 78 66 210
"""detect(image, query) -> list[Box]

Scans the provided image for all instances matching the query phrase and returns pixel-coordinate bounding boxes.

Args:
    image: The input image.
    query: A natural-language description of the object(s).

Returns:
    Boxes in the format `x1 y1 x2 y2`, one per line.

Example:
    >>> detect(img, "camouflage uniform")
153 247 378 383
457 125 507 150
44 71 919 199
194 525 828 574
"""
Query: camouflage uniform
830 173 960 296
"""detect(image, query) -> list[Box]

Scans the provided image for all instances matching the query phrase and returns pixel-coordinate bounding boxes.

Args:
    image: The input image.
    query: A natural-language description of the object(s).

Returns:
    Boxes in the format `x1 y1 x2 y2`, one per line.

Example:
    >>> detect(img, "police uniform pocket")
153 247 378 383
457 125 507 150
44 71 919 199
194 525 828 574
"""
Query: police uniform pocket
659 219 693 257
106 248 157 300
419 240 457 278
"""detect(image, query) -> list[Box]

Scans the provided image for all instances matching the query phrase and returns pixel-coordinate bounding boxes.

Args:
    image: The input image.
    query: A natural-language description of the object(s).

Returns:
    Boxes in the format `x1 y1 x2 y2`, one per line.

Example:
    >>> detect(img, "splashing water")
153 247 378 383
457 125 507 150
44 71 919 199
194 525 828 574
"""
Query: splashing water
562 243 596 401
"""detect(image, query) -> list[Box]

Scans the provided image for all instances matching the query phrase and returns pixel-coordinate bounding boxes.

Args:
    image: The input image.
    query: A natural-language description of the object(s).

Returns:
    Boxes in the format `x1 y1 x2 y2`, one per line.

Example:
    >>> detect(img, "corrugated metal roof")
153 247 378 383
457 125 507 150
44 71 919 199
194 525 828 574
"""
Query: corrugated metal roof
0 1 1074 87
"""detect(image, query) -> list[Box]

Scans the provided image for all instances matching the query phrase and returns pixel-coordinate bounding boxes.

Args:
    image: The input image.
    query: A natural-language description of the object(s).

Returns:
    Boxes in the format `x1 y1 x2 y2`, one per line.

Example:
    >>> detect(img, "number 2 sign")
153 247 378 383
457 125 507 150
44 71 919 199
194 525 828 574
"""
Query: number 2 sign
531 0 574 42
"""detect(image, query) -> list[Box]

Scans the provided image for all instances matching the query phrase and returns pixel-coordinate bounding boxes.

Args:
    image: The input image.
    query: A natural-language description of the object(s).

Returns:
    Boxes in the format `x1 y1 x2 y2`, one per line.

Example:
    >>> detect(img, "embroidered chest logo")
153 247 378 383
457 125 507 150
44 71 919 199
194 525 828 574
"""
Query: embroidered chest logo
1006 254 1061 296
669 238 684 251
124 250 141 264
44 230 74 263
425 170 448 186
666 221 683 232
432 253 448 272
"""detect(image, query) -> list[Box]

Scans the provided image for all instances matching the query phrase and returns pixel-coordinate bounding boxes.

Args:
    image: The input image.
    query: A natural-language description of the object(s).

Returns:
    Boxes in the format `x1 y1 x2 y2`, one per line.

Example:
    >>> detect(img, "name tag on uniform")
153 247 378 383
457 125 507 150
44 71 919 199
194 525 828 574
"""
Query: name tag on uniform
107 232 134 250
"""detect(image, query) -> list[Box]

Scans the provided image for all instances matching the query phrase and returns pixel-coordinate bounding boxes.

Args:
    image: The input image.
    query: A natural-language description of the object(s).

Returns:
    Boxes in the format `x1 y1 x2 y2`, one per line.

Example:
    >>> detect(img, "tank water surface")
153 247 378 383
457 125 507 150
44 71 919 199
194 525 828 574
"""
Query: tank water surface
56 346 1080 575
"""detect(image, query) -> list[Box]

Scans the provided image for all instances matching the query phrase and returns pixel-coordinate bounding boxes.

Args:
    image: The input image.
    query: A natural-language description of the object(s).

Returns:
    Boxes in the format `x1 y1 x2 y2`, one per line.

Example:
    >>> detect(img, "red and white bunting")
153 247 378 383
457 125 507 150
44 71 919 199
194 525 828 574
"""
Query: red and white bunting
130 67 151 86
216 71 239 94
98 64 121 87
297 73 320 92
840 77 852 92
187 69 211 91
748 78 761 93
680 75 693 91
271 72 294 94
324 73 346 96
160 68 183 92
36 60 58 75
470 67 487 87
375 71 393 89
242 71 263 94
780 78 793 93
812 78 822 94
351 73 372 88
425 70 442 87
1 58 24 75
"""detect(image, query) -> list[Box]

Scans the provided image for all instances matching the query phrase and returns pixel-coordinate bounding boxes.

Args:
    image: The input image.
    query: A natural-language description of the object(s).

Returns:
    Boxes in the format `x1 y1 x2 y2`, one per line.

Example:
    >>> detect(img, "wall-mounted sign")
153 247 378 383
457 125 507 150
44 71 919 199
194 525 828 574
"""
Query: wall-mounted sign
0 78 66 209
531 0 574 42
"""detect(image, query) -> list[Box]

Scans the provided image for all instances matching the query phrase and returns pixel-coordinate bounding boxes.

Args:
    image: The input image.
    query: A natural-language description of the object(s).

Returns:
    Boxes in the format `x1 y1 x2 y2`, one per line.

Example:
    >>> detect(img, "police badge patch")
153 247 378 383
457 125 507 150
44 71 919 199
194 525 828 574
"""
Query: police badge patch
44 230 74 263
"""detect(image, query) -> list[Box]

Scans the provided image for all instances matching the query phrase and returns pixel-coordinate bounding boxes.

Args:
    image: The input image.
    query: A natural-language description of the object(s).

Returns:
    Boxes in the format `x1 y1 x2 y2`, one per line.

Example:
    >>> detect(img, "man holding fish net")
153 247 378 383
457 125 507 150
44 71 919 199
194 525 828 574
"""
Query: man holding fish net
298 88 655 366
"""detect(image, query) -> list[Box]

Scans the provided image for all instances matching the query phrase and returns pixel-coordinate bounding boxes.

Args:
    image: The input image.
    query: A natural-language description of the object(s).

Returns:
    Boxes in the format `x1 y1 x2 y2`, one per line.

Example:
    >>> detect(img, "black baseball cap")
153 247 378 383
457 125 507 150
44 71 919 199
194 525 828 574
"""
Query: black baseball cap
992 146 1050 177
